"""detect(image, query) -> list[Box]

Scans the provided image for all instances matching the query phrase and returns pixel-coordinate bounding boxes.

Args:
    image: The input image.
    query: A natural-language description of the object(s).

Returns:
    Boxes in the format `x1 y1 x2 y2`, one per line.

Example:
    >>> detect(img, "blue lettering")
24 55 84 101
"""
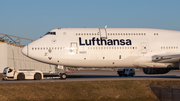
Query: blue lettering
120 39 125 45
126 39 132 45
107 39 113 45
79 37 132 46
79 37 85 46
85 39 91 46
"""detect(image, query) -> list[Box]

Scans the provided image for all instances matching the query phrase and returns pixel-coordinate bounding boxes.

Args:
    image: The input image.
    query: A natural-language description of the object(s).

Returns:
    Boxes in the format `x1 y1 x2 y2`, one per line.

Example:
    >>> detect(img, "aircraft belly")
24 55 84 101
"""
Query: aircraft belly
66 56 136 68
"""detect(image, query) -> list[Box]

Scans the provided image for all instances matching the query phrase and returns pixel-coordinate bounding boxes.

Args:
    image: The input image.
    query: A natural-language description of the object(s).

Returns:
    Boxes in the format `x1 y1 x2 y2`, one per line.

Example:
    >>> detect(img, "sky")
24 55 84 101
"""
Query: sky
0 0 180 41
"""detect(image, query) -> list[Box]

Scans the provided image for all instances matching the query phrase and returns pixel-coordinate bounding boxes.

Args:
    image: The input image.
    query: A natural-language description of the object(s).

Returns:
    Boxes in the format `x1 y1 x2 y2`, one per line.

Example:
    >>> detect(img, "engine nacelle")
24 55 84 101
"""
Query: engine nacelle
143 68 171 74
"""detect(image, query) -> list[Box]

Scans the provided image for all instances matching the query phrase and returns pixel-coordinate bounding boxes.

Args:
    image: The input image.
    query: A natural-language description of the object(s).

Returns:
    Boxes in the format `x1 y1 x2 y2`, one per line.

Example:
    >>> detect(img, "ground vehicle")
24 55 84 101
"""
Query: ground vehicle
117 68 135 77
2 67 43 80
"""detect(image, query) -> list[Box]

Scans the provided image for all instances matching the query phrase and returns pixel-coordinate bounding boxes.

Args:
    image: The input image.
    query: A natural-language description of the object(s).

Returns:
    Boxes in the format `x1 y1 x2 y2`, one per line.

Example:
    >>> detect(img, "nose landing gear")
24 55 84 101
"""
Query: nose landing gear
56 65 67 80
59 73 67 80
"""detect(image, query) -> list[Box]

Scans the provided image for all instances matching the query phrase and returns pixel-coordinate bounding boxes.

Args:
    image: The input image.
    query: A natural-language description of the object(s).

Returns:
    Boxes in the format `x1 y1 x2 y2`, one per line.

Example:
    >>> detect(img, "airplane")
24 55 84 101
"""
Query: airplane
21 27 180 79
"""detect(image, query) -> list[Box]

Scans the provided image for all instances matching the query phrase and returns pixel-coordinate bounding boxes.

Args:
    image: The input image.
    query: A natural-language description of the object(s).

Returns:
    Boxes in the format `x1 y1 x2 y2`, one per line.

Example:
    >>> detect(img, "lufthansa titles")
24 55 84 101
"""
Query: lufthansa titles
79 37 132 46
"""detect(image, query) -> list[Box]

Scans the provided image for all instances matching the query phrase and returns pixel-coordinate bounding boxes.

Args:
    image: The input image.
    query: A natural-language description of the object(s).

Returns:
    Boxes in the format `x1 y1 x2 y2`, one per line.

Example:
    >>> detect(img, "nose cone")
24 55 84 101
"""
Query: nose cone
22 45 28 56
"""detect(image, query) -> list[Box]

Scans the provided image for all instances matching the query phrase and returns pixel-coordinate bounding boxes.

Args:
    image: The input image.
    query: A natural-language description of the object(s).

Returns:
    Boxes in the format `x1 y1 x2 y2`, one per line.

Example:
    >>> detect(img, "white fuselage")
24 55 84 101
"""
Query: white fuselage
22 28 180 68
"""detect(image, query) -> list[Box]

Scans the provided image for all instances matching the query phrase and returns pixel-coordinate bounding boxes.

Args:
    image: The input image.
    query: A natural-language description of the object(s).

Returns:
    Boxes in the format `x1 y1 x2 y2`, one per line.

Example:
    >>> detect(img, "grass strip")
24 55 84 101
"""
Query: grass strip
0 80 159 101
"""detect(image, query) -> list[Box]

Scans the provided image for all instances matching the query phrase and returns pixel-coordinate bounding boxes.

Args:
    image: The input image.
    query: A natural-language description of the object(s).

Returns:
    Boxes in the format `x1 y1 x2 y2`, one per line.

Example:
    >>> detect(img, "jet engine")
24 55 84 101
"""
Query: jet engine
143 68 171 74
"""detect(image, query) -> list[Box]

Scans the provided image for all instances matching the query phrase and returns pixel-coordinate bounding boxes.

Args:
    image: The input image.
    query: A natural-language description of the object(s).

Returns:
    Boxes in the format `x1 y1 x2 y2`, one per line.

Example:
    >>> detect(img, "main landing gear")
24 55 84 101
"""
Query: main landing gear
56 65 67 80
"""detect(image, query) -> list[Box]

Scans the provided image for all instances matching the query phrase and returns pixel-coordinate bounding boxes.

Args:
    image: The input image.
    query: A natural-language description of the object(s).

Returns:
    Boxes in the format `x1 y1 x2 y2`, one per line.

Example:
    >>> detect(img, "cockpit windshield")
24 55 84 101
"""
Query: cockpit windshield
45 32 56 35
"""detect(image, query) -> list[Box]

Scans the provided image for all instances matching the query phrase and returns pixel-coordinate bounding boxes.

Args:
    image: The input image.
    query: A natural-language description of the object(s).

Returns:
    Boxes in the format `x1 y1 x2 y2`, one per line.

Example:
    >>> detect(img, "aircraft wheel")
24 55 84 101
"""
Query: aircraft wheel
17 73 25 80
34 73 42 80
60 73 66 80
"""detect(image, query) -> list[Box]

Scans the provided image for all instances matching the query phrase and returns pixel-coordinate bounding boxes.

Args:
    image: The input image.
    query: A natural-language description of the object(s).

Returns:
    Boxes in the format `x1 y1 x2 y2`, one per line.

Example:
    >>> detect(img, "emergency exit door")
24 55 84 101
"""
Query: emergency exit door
99 28 107 39
141 42 147 54
70 42 78 54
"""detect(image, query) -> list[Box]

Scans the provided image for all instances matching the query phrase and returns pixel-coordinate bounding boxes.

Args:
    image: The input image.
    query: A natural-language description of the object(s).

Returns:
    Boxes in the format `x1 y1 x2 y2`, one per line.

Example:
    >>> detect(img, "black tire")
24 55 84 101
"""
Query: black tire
17 73 25 80
60 73 66 80
124 74 127 77
34 73 42 80
119 74 122 77
132 75 134 77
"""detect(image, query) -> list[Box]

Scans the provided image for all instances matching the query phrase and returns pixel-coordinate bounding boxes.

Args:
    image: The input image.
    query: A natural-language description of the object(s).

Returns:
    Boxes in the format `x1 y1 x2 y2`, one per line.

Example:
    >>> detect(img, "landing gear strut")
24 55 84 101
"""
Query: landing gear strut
56 65 67 80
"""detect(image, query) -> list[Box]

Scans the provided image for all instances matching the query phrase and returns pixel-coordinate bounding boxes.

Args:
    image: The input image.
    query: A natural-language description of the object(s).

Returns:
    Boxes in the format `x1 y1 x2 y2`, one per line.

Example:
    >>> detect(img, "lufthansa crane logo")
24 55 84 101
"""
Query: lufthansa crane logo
52 39 57 44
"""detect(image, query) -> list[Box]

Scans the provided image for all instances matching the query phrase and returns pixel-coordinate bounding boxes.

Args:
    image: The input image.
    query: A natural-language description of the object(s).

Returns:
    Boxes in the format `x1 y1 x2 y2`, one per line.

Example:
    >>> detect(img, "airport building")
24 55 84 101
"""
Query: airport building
0 33 55 73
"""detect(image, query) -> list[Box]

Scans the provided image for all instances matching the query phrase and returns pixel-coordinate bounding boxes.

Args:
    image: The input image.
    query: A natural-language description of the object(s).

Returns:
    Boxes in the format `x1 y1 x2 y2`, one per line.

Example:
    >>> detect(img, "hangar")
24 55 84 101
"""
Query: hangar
0 33 55 73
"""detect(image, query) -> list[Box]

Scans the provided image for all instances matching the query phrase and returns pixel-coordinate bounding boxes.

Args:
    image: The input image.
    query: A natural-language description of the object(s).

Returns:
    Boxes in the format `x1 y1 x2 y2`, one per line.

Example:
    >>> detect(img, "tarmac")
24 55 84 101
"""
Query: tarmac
0 70 180 83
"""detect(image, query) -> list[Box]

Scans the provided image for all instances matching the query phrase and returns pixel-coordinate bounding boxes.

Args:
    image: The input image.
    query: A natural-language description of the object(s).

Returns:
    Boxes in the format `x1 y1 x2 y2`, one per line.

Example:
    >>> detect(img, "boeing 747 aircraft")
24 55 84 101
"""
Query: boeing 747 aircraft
22 28 180 79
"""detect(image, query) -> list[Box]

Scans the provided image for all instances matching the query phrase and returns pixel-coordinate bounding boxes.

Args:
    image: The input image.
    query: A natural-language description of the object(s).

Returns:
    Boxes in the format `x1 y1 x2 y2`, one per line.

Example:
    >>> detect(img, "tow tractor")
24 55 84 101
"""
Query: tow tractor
2 67 43 80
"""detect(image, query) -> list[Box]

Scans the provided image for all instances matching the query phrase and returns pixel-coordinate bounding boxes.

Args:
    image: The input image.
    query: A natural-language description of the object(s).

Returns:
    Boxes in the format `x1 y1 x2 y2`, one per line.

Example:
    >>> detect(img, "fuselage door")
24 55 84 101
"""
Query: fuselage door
141 42 147 54
70 42 78 54
99 28 107 39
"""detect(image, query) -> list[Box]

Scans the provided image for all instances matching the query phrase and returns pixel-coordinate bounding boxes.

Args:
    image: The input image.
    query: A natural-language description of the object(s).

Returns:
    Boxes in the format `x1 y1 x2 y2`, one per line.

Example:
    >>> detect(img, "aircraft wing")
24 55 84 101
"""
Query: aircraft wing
152 54 180 63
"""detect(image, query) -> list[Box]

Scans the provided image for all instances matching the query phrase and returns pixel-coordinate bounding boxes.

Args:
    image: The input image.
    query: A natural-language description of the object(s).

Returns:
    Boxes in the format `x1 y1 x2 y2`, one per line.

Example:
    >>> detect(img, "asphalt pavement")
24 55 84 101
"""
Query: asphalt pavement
0 71 180 83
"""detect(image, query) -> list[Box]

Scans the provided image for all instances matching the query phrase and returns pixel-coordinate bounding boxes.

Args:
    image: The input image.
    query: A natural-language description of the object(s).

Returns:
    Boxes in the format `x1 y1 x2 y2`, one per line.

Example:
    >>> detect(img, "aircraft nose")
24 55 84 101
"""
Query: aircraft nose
21 45 28 56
